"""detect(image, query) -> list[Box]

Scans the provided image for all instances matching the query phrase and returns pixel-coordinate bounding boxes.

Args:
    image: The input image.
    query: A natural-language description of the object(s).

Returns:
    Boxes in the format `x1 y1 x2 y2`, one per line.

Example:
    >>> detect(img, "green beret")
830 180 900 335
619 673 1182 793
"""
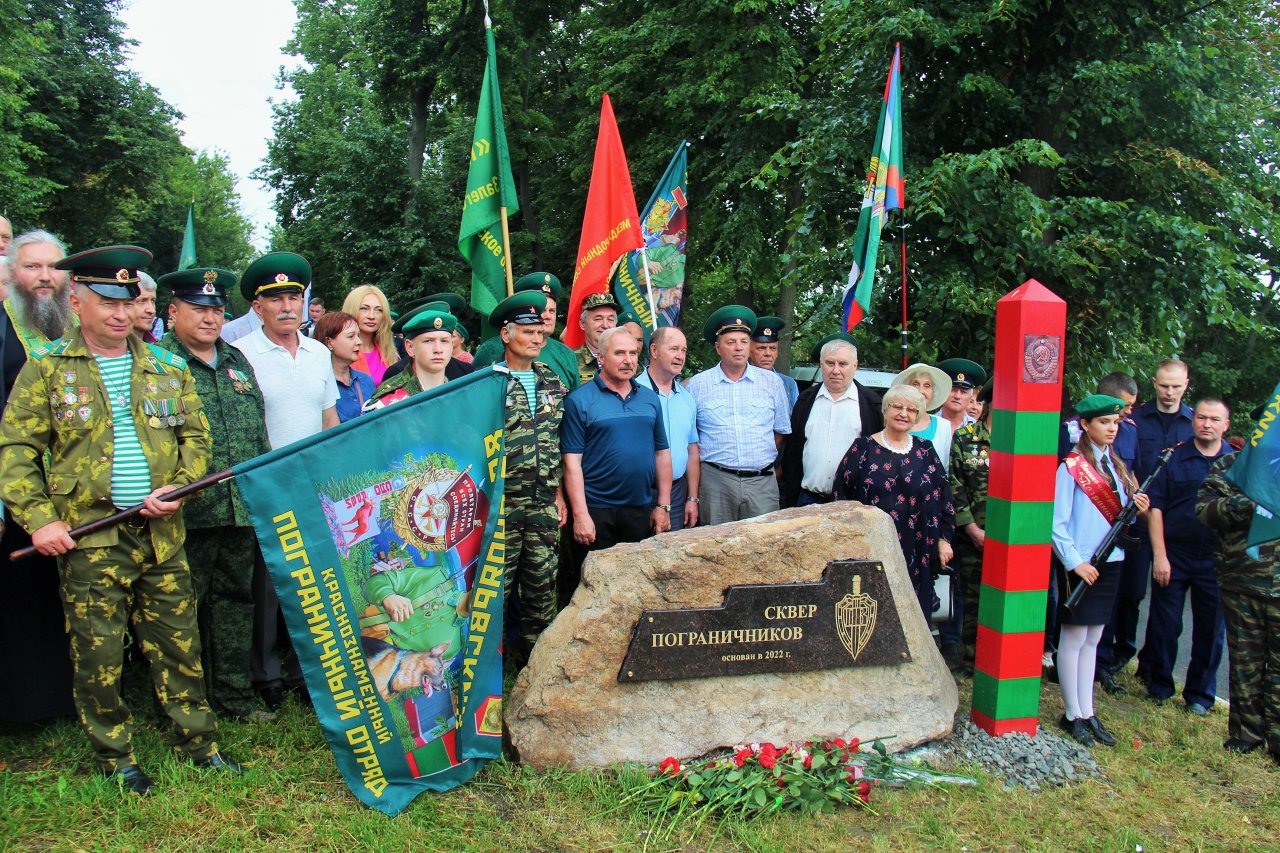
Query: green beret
58 245 152 299
752 315 786 343
515 272 562 301
809 333 857 363
392 301 451 334
936 357 987 389
402 310 457 338
157 267 235 307
1076 394 1126 419
581 291 622 314
702 305 758 344
239 251 311 302
617 309 650 348
488 290 546 329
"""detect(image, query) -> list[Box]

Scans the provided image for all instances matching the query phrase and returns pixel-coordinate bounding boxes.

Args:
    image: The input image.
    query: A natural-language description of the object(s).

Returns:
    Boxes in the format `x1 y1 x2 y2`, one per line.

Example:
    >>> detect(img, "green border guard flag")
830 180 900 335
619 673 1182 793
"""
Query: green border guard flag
611 140 688 330
1227 378 1280 552
459 25 520 322
178 204 197 270
234 369 511 815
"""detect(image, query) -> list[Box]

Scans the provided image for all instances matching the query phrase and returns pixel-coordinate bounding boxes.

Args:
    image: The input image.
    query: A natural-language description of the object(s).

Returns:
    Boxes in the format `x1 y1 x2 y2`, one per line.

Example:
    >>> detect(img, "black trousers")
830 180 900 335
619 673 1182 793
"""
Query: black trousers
561 505 653 602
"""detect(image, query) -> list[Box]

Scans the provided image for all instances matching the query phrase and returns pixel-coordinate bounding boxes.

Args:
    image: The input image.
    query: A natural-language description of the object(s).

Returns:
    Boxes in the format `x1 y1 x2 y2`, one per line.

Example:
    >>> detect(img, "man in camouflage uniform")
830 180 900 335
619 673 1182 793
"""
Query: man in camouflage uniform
573 291 620 386
1197 451 1280 763
943 381 993 674
0 246 238 796
472 273 579 391
156 267 272 720
487 291 567 661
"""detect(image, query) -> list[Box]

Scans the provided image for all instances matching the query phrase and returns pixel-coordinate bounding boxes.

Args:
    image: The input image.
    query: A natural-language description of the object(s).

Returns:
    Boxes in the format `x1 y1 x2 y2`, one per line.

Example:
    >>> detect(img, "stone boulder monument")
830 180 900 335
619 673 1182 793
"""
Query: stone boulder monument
505 503 958 769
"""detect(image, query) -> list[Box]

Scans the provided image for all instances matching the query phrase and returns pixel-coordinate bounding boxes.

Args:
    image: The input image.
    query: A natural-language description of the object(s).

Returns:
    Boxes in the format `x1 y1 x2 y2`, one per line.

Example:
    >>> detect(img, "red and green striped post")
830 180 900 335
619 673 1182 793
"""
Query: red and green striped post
971 279 1066 736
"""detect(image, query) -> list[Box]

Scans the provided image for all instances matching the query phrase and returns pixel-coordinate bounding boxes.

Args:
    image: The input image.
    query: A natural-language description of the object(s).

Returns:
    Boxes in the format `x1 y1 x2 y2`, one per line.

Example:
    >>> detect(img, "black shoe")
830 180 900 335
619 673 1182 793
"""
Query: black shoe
1067 717 1096 746
1146 692 1169 707
1224 737 1262 754
259 685 284 711
104 764 156 796
193 752 245 774
1087 716 1116 747
1098 669 1126 696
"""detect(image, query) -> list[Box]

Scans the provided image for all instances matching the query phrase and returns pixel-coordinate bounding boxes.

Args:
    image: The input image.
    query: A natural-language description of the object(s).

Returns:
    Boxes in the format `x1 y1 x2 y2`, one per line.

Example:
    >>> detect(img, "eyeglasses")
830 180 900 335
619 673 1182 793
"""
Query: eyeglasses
888 403 920 416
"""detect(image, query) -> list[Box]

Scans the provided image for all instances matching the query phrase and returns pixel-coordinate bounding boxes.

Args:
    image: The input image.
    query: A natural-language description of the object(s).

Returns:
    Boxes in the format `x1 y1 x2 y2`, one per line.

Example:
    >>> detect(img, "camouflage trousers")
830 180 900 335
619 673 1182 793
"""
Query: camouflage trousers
954 543 983 660
59 523 218 772
504 496 560 646
1220 587 1280 753
186 527 258 718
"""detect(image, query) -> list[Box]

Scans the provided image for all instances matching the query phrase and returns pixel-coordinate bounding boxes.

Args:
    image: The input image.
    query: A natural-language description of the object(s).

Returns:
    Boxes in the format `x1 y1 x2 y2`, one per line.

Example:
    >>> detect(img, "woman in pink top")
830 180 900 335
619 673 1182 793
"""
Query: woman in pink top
341 284 397 384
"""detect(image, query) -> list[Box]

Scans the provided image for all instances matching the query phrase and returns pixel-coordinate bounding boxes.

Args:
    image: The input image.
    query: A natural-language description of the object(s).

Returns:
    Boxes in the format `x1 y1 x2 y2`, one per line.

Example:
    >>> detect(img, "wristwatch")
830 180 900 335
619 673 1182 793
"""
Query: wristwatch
656 504 671 512
687 497 700 503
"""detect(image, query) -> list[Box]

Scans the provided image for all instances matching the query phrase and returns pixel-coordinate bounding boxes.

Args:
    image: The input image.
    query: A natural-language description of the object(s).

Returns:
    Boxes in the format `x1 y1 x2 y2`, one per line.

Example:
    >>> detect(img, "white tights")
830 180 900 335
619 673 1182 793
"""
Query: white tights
1058 623 1104 721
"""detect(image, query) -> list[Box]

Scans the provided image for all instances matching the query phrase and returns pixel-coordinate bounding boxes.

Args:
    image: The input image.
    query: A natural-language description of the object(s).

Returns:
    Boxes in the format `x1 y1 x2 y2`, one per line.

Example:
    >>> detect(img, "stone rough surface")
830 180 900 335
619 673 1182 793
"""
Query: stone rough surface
505 503 959 769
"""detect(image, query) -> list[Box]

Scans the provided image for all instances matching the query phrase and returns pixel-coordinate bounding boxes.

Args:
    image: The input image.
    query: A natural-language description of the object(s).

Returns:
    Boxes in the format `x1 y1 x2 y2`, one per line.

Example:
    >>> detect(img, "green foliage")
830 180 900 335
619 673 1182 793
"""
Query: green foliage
0 1 254 274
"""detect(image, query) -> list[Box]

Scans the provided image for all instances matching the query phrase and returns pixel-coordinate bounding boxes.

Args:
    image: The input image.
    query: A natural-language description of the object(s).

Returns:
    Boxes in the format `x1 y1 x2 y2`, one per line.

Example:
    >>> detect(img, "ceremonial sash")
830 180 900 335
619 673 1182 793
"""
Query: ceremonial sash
1064 451 1123 524
4 299 51 356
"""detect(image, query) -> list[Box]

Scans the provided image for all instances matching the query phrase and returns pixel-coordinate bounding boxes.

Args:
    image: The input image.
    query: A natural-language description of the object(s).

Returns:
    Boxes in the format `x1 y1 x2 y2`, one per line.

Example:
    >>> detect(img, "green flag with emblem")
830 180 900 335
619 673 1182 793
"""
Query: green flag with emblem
458 24 519 321
178 204 197 270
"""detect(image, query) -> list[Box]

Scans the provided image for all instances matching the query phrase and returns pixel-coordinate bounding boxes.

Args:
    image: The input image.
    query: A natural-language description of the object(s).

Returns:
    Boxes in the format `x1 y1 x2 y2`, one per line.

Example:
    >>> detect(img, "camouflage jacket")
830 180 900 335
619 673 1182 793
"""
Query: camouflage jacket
574 344 601 387
949 420 991 529
157 333 269 529
1196 453 1280 599
0 329 211 563
473 335 580 392
499 362 566 502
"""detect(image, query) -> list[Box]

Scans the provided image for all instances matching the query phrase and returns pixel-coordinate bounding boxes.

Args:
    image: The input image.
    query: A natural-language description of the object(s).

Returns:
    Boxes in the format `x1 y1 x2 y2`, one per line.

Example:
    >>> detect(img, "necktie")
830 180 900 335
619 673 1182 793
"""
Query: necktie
1099 454 1119 495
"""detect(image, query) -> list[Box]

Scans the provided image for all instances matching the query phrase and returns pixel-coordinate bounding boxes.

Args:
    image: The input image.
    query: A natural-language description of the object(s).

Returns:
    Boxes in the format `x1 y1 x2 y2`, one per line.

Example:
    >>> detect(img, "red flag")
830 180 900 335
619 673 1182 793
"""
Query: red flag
563 94 643 349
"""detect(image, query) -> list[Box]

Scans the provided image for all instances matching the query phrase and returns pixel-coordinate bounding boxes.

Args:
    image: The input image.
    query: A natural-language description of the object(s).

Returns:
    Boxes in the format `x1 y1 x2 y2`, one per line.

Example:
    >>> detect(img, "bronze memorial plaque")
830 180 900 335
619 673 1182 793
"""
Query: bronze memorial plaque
618 560 910 682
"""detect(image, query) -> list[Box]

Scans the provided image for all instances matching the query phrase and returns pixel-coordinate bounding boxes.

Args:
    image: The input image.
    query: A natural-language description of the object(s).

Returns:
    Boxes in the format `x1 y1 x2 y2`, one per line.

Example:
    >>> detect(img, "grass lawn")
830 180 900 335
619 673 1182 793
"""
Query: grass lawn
2 668 1277 852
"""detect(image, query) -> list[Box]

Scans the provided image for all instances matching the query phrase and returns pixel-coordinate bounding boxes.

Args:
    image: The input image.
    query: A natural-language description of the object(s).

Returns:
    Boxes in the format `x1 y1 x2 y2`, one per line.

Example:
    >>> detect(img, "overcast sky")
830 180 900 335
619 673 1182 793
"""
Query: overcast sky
119 0 299 248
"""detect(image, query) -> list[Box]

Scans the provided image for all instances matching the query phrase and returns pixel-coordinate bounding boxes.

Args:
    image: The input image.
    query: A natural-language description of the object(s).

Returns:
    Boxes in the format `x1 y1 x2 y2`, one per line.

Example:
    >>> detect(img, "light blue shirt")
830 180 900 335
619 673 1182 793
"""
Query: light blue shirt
1052 443 1131 569
636 368 699 480
685 363 791 471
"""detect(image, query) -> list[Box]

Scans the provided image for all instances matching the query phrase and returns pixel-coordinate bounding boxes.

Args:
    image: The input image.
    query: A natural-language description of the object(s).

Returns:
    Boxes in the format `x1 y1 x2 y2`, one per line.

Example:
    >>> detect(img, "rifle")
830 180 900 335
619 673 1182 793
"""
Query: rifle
9 468 234 561
1063 446 1173 615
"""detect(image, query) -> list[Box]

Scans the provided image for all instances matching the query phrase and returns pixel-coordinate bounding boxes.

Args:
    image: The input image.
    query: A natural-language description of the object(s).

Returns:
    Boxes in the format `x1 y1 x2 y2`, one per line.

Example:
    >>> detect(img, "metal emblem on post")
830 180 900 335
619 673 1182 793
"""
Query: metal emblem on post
836 575 877 661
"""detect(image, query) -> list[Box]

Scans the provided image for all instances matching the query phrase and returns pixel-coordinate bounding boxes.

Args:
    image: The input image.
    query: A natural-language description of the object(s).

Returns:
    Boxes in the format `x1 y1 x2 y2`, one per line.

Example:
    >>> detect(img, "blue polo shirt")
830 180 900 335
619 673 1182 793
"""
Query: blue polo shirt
561 374 670 507
1148 439 1234 560
636 368 699 480
1133 400 1193 480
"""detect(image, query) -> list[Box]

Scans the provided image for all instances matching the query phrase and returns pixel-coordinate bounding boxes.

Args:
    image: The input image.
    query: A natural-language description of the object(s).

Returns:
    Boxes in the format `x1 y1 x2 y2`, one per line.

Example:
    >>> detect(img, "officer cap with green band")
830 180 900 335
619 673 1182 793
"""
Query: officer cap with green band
158 268 236 307
488 291 547 329
239 251 311 302
1075 394 1126 418
514 272 562 301
702 305 757 344
57 245 152 300
401 310 457 339
936 357 987 390
752 315 786 343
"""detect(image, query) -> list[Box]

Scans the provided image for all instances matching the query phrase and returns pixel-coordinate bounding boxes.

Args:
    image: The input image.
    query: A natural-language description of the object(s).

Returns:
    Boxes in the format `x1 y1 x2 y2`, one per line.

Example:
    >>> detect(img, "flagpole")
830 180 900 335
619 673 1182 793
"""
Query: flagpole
900 215 908 369
483 1 516 299
637 246 658 329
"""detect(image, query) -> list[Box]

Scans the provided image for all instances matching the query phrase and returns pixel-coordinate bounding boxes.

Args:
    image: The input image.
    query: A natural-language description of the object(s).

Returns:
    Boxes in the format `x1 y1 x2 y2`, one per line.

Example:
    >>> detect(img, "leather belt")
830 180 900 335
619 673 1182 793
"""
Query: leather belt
706 460 774 478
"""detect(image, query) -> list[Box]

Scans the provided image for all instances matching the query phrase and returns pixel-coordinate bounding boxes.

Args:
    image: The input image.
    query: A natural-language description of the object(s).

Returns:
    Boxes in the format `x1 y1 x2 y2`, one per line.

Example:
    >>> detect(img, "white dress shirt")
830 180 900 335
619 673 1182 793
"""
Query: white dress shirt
801 383 864 494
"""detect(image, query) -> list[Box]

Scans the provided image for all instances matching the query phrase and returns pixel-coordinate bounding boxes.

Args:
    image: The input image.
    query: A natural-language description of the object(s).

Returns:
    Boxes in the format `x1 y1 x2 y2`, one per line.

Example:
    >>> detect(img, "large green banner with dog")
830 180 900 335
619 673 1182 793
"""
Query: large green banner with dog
234 369 510 815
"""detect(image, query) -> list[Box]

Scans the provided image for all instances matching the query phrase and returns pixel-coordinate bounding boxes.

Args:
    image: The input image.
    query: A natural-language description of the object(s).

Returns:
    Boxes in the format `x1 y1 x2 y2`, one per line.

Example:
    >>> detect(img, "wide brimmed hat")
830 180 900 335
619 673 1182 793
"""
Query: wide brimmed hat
891 363 952 411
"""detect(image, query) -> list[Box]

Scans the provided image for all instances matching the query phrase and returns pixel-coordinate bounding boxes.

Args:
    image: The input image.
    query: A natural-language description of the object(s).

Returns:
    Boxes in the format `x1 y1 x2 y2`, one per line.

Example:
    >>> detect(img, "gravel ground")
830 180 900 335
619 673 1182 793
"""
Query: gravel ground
910 713 1105 791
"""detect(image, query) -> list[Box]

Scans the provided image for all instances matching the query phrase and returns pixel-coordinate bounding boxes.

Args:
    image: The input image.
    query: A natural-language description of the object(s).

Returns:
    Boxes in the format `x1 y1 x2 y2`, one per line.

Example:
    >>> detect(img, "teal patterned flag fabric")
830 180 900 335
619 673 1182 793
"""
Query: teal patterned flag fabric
1227 379 1280 552
611 140 688 330
178 205 197 270
233 369 510 815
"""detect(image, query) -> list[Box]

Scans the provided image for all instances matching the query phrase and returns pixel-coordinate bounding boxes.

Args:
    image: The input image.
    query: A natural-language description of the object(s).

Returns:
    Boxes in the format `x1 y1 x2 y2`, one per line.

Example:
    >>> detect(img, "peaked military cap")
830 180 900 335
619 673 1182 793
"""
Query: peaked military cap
617 309 651 347
57 245 152 299
515 272 562 301
158 267 235 307
809 332 858 363
239 251 311 302
392 301 451 334
752 315 786 343
581 291 622 314
1075 394 1126 419
488 290 547 329
402 310 457 338
702 305 758 344
936 357 987 390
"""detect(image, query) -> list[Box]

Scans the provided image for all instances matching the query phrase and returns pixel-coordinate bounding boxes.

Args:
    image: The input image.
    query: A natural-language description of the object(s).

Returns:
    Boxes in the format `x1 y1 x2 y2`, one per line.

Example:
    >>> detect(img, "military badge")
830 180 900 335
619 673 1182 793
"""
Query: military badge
836 575 878 661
